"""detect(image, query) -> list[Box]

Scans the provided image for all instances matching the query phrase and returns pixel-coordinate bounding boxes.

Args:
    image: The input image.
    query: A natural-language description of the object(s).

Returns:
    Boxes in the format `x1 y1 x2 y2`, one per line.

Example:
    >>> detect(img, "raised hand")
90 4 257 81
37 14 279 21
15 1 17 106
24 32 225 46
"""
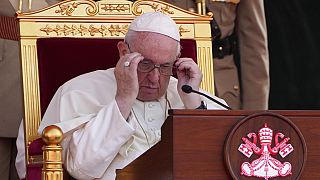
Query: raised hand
114 52 144 119
175 57 202 109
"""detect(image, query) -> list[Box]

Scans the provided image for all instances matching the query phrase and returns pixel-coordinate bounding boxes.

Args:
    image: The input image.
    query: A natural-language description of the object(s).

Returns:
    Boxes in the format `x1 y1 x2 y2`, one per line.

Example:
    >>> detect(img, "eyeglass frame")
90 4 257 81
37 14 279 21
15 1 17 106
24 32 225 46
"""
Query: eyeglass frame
125 42 178 76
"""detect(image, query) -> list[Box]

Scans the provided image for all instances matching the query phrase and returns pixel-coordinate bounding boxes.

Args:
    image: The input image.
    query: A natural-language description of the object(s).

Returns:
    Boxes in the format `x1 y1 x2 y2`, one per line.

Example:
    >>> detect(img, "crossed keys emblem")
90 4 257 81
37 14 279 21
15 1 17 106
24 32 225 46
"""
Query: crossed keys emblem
238 123 293 179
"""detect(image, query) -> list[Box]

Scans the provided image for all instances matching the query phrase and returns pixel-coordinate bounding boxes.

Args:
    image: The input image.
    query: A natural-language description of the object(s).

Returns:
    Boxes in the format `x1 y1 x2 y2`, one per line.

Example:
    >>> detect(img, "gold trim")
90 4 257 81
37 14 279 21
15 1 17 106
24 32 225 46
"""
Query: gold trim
21 41 42 164
197 41 215 95
21 43 41 142
150 3 174 14
108 24 129 36
42 126 63 180
29 155 43 164
40 24 129 37
132 0 176 15
179 25 190 36
55 2 80 16
40 24 190 37
55 0 98 16
100 3 130 13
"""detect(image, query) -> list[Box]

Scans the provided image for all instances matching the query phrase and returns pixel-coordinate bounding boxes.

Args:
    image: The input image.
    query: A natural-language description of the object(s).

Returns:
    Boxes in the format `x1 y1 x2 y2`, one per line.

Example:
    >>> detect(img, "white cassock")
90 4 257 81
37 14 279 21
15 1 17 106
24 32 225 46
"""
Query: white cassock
16 68 227 179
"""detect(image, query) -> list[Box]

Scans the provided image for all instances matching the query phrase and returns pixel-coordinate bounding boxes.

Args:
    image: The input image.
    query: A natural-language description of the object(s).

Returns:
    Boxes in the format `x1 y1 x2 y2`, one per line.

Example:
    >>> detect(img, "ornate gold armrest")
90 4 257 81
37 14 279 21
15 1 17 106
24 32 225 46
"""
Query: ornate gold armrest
42 125 63 180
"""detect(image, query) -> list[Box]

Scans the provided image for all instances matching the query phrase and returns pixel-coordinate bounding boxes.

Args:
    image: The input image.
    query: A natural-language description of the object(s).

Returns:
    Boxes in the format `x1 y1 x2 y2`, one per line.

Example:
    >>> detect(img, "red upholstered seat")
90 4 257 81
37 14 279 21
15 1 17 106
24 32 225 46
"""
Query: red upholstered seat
27 38 197 179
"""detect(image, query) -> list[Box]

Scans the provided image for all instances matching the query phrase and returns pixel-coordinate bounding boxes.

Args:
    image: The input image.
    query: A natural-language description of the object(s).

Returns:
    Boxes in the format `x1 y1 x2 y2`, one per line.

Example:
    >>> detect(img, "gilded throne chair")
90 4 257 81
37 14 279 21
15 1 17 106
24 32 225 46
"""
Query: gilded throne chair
17 0 214 179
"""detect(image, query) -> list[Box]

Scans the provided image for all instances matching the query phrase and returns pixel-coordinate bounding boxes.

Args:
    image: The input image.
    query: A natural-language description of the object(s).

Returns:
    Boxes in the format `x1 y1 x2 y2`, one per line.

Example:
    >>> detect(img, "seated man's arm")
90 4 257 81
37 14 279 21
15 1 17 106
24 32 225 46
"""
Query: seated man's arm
39 86 135 179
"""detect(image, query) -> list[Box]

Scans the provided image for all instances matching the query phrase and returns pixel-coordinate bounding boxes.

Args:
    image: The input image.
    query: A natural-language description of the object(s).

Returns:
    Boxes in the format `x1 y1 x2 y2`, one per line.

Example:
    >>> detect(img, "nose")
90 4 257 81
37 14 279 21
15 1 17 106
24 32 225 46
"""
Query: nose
147 67 161 82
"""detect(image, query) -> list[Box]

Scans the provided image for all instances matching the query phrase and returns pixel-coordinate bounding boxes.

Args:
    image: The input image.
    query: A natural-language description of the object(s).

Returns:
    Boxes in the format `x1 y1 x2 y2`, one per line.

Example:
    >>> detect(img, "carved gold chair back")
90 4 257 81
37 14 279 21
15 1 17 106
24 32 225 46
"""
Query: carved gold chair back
17 0 214 179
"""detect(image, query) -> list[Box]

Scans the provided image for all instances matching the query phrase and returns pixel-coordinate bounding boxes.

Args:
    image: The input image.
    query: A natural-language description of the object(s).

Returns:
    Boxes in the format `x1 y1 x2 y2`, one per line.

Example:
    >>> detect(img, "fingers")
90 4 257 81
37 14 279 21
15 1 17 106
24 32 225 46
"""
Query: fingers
128 54 144 71
175 57 202 92
175 57 194 68
175 58 203 109
114 52 144 104
175 58 202 78
116 52 143 71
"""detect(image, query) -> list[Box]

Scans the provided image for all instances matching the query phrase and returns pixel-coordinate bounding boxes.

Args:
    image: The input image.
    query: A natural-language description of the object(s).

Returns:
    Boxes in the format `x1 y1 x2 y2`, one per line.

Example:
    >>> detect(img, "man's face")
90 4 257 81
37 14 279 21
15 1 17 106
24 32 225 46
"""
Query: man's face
129 33 178 101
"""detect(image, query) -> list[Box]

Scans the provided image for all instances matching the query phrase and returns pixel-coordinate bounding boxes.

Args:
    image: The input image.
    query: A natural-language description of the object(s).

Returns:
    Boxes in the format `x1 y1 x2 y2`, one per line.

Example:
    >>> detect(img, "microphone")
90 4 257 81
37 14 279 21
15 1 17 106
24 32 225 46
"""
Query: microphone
181 85 232 110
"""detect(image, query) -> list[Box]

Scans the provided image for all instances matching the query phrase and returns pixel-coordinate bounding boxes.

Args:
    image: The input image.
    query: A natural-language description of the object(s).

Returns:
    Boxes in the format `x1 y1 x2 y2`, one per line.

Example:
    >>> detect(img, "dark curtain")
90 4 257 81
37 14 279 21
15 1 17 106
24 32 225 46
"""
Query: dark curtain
265 0 320 109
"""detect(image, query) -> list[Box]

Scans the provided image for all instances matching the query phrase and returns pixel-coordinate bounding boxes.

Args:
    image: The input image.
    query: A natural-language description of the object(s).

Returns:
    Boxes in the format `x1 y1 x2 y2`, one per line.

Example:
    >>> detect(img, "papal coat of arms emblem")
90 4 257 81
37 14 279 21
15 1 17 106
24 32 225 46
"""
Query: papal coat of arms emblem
238 123 293 179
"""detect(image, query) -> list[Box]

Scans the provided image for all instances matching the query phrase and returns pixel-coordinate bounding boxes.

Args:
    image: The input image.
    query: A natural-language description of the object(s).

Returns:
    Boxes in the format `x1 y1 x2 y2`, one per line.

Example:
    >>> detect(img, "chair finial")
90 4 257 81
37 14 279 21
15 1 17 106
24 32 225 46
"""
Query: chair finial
42 125 63 145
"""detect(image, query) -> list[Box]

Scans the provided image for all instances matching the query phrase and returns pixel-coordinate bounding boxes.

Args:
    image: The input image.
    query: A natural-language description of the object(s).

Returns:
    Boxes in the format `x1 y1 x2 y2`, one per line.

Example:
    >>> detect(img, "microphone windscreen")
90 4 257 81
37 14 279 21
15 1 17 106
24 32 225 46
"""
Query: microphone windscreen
181 85 192 93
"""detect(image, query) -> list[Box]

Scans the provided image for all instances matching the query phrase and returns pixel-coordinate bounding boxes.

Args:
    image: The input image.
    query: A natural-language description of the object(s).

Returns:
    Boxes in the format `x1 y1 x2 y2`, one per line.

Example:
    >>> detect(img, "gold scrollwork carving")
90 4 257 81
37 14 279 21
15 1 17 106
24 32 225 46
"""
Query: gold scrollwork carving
40 25 52 35
132 1 174 15
85 1 98 16
108 24 129 36
55 1 98 16
179 26 190 36
100 4 130 13
150 3 173 14
40 25 65 36
55 2 79 16
88 25 100 36
79 25 89 36
40 24 129 37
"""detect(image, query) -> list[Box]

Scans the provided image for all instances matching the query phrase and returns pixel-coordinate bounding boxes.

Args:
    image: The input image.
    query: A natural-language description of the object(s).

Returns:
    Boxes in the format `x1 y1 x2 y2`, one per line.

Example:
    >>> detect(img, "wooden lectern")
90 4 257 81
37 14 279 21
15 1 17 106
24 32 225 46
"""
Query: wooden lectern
117 110 320 179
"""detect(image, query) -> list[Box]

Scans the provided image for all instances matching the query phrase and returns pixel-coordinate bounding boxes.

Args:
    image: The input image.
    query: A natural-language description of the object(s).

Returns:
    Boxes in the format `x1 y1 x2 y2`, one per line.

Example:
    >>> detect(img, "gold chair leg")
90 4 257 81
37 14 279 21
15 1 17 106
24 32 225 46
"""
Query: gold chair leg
42 125 63 180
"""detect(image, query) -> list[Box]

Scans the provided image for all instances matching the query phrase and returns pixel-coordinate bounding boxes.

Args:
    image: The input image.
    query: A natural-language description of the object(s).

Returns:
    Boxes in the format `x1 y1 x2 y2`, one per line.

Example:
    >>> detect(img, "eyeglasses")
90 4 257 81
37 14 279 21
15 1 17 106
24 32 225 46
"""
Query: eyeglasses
125 42 176 76
138 60 175 76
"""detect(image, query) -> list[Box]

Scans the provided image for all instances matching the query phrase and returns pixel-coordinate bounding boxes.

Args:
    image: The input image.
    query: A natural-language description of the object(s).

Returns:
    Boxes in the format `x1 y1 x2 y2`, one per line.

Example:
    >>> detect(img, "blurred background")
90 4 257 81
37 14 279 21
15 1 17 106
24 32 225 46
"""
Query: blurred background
265 0 320 109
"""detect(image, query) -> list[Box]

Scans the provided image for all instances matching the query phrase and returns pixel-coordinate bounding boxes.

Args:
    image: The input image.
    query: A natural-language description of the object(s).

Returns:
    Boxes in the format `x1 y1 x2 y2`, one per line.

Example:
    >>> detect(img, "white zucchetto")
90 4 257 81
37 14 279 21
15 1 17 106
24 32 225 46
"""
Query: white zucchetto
128 12 180 42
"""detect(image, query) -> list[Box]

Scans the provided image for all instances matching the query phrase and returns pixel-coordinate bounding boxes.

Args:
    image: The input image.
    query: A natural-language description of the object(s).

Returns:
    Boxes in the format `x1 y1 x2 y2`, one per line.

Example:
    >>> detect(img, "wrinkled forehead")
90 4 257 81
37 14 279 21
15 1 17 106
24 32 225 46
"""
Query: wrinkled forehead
131 32 179 63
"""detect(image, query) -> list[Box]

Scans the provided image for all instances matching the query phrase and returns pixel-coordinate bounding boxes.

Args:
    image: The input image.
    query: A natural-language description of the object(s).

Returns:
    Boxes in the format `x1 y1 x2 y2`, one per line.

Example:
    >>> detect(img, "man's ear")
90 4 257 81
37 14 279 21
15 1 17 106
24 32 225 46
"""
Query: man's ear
117 41 130 57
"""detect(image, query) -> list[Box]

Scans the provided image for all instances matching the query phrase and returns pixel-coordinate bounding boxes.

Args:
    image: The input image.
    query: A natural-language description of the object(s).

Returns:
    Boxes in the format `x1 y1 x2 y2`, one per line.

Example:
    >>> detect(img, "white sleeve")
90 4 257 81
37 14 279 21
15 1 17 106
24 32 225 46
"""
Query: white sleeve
40 90 136 179
15 121 26 179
